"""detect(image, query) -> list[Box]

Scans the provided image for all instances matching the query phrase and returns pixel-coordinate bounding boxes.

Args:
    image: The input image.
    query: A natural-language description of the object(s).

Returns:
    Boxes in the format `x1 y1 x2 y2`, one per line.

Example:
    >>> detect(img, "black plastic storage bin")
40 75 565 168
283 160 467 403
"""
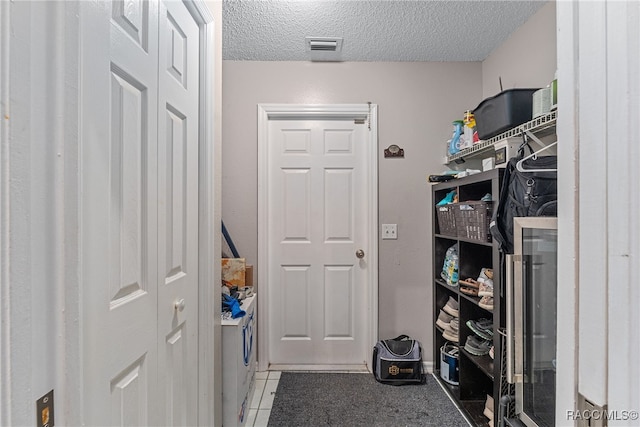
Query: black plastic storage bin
473 88 539 140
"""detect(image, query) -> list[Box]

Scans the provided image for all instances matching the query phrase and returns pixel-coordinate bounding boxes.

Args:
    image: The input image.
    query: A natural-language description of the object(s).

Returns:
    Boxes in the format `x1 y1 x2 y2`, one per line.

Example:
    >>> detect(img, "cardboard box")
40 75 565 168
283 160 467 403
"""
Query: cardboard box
245 265 253 288
222 258 246 288
494 137 522 167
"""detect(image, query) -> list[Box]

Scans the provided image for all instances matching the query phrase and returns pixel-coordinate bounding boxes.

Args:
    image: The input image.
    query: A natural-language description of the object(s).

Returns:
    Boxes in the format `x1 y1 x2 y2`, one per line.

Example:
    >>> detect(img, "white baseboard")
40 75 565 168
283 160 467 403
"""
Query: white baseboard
267 364 369 373
261 362 434 375
423 361 435 374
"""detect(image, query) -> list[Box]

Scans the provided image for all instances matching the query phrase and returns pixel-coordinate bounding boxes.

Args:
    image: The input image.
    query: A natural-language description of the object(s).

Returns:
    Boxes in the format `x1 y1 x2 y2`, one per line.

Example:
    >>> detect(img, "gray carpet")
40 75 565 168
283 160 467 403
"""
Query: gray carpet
267 372 469 427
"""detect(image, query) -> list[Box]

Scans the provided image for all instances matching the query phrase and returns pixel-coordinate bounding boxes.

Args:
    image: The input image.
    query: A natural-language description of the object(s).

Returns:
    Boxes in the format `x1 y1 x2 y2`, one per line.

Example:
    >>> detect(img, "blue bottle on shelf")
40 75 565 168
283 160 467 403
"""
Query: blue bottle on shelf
448 120 464 156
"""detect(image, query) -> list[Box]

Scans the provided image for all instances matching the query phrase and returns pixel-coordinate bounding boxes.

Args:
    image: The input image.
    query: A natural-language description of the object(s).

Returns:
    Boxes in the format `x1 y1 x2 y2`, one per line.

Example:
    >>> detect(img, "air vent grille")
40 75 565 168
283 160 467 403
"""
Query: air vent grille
310 40 337 51
305 37 343 53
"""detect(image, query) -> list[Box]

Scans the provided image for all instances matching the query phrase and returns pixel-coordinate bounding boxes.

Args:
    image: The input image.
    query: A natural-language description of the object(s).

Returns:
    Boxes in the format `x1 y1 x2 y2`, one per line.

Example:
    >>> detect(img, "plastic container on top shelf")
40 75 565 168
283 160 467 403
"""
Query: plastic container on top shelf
473 88 540 140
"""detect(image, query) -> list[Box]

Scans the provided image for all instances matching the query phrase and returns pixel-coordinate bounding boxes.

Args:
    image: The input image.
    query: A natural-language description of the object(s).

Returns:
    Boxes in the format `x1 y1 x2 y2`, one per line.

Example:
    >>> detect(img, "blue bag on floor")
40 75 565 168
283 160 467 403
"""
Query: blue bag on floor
372 335 424 385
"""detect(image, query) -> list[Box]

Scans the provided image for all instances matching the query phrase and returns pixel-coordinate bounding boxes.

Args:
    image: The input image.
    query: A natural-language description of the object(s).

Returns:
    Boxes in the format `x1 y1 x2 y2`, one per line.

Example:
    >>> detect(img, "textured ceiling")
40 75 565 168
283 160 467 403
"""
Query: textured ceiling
222 0 548 62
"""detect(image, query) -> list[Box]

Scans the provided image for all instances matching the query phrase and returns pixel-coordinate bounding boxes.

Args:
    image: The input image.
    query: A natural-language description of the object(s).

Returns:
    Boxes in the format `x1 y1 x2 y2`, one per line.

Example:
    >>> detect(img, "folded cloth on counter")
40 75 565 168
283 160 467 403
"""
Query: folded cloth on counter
222 294 246 318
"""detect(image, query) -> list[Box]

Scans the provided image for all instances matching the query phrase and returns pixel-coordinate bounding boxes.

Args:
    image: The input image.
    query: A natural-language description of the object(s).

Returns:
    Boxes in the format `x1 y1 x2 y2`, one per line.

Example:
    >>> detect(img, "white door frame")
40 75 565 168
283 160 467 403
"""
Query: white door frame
257 103 379 372
556 1 640 423
0 1 219 425
186 2 219 425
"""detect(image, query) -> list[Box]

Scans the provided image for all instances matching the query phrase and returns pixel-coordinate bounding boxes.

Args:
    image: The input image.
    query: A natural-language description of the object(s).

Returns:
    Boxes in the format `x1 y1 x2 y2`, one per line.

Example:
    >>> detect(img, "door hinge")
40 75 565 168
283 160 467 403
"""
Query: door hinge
354 118 366 125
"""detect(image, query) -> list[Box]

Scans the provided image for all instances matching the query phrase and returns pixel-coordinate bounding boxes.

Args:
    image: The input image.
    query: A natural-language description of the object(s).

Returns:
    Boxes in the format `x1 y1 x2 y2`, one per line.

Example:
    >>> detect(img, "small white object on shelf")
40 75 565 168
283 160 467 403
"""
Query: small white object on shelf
456 169 481 178
482 157 495 171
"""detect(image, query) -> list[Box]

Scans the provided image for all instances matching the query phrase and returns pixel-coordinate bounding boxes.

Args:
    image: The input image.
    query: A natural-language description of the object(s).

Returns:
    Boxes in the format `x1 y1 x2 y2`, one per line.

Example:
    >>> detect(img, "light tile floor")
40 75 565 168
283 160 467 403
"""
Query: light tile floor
246 371 281 427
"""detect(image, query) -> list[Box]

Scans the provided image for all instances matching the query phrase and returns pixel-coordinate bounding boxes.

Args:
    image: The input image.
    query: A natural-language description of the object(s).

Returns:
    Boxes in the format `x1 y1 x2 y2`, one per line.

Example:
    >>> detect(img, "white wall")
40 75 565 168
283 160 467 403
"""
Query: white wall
221 2 558 366
1 2 74 424
482 1 557 98
222 61 482 360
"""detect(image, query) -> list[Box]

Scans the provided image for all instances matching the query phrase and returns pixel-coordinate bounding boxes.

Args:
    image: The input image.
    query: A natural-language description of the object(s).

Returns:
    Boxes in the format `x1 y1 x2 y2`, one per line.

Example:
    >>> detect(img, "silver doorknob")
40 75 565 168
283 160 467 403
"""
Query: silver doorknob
356 249 365 259
174 298 185 312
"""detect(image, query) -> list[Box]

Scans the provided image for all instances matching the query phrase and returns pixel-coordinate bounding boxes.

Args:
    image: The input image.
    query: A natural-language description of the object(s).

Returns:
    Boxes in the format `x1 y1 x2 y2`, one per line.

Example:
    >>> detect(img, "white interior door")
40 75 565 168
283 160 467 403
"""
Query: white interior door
79 1 199 424
156 1 200 425
266 116 370 367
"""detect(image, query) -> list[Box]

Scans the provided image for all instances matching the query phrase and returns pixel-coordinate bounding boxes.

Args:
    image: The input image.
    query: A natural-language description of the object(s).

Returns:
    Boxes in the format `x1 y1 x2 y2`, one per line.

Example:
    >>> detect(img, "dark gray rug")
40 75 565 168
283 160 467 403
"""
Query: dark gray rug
267 372 469 427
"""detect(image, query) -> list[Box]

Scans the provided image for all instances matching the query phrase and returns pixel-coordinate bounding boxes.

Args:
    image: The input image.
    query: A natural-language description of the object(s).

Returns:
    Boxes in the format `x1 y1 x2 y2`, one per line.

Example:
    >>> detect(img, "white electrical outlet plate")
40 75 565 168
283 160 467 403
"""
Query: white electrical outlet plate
382 224 397 240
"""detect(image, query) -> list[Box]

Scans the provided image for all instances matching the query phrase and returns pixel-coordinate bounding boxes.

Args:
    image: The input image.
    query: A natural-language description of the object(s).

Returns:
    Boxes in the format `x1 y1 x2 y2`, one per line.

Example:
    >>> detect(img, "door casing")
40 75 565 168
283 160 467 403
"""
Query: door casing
257 103 379 372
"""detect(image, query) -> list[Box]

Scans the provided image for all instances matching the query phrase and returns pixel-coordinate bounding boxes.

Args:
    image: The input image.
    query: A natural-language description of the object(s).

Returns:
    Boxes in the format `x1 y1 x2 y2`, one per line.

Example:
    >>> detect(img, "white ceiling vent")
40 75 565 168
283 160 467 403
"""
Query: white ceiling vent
305 37 343 61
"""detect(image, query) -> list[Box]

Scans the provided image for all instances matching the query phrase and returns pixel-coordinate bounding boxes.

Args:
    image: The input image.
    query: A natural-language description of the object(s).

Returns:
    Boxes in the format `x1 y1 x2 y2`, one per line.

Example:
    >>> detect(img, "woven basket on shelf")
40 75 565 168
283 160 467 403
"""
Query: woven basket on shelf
436 204 457 237
454 201 493 242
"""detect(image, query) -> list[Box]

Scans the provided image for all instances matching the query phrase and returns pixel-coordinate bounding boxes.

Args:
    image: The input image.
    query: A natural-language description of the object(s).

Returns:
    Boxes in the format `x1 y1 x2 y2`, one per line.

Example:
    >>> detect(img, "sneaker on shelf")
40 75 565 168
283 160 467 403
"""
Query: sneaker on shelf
478 267 493 281
436 309 454 330
466 318 493 340
489 345 495 360
478 280 494 297
449 317 459 333
442 318 459 342
479 295 494 311
442 296 459 317
464 335 492 356
484 394 494 420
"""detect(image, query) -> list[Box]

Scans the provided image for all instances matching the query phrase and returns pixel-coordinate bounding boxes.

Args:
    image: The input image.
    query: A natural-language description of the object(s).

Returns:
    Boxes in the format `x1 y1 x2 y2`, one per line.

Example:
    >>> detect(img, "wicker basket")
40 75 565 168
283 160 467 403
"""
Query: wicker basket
454 201 493 242
436 204 457 236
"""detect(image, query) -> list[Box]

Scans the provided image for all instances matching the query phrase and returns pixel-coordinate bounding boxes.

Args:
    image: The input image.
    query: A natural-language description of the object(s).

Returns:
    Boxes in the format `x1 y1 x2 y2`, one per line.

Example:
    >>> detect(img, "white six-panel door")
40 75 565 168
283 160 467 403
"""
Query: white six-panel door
80 0 200 424
157 1 199 425
266 117 370 367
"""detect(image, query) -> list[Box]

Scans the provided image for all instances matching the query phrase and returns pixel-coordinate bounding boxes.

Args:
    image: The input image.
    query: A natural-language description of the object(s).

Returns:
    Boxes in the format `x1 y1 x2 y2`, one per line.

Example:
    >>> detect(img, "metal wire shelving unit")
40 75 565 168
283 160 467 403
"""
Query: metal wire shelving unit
446 110 557 164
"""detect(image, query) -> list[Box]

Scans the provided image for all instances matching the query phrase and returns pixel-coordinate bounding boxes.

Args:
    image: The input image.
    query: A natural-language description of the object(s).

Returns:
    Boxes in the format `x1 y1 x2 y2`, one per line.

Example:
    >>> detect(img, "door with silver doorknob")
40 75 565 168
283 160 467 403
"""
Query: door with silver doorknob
174 298 186 312
266 114 371 368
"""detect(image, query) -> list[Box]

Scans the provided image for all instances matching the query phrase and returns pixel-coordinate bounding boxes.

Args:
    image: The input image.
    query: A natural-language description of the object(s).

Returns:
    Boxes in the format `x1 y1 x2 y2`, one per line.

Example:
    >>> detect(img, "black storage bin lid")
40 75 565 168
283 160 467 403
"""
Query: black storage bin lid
473 88 540 140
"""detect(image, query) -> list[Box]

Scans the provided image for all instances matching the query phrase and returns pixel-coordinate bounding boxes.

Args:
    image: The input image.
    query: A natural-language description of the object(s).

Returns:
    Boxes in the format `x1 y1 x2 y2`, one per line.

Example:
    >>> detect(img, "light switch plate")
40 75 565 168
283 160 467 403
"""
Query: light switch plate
382 224 397 240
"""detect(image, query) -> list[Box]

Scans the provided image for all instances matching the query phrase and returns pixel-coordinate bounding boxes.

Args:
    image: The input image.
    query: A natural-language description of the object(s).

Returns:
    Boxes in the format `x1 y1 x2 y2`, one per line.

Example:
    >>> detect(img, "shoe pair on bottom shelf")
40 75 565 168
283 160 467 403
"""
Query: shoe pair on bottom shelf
484 395 494 427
